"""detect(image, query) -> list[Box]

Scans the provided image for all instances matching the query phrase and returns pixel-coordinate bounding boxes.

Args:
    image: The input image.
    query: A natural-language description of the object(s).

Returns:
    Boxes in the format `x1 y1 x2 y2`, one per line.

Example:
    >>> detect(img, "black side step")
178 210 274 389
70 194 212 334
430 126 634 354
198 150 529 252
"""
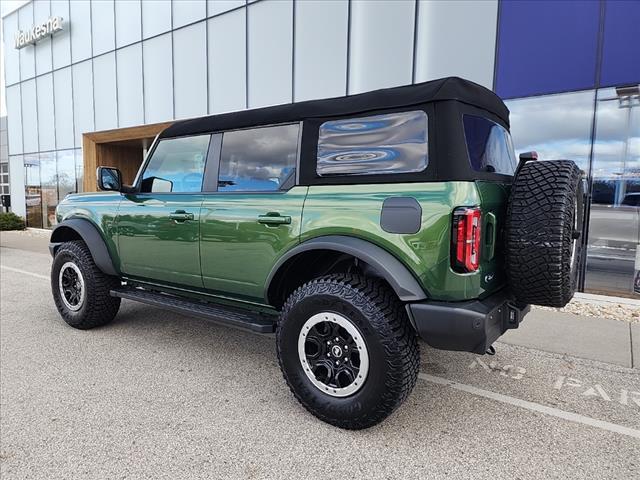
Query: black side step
111 288 276 334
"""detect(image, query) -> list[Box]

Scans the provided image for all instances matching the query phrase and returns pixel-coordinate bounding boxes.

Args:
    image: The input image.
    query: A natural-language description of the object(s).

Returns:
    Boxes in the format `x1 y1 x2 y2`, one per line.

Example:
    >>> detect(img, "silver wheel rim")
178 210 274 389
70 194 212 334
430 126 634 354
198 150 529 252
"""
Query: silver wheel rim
58 261 85 311
298 312 369 398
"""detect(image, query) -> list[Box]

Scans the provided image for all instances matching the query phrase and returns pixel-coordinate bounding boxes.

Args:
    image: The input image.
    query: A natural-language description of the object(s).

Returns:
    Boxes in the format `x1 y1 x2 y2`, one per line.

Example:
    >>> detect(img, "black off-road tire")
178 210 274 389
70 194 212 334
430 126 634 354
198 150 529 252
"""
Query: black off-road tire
505 160 584 307
51 241 121 329
277 274 419 430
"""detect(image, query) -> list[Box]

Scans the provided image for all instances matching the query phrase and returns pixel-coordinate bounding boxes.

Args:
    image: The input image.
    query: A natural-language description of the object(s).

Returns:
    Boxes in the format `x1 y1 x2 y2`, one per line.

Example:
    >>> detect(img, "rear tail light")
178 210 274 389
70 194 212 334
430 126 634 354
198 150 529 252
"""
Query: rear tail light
451 207 481 273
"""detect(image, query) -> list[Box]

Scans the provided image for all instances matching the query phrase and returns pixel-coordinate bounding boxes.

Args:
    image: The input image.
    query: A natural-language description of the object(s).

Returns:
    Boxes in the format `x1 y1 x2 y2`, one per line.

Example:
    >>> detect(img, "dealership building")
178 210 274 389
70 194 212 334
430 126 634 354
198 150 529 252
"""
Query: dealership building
2 0 639 296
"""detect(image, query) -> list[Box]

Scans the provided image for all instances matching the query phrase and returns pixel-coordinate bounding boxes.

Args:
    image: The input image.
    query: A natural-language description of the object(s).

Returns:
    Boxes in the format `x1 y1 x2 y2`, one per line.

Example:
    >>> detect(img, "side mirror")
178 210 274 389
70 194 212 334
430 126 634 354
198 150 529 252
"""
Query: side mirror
97 166 122 191
151 177 173 193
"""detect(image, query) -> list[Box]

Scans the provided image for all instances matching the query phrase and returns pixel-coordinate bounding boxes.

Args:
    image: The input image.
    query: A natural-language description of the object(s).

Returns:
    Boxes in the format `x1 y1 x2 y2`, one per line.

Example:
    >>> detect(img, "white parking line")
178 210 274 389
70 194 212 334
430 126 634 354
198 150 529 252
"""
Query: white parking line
419 373 640 440
0 265 49 280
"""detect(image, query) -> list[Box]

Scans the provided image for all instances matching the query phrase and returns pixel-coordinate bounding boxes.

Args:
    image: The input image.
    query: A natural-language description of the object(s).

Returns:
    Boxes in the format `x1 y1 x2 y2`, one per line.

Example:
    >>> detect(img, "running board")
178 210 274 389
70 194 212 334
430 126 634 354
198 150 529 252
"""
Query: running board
110 288 276 334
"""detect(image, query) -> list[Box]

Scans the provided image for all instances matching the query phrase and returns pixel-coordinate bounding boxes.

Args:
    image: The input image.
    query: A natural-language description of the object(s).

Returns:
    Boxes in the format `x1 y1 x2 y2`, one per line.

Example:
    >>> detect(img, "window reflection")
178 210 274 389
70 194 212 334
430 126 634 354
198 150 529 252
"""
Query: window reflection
317 111 428 176
218 124 298 192
40 152 57 228
75 149 83 193
24 154 42 228
57 150 77 202
141 135 210 193
19 150 79 229
586 86 640 296
506 90 595 173
463 115 517 175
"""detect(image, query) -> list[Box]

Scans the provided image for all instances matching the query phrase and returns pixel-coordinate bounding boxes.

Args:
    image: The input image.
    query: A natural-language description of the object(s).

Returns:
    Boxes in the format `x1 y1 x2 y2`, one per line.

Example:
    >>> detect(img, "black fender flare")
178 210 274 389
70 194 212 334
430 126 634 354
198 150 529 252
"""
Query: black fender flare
49 218 118 276
265 235 428 304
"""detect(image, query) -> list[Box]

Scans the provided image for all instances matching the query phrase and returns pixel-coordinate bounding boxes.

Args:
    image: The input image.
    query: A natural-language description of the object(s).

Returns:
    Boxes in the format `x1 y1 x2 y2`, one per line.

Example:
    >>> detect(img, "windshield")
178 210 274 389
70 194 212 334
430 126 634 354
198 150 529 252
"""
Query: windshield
463 115 517 175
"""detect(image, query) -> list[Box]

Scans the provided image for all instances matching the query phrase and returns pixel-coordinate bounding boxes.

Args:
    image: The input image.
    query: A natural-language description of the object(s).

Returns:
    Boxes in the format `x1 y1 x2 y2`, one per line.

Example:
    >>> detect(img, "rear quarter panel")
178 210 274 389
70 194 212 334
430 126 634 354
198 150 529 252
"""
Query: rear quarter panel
301 182 495 301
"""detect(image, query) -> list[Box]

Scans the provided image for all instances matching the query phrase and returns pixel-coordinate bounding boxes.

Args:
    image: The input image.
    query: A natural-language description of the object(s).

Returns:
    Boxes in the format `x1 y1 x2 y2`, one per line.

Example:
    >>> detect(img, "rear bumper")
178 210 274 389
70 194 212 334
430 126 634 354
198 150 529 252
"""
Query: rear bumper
408 290 530 354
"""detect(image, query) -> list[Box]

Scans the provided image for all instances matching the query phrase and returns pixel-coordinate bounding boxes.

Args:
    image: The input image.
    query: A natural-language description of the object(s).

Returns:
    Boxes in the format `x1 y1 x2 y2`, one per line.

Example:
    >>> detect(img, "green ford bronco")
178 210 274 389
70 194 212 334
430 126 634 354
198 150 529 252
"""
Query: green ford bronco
49 77 584 429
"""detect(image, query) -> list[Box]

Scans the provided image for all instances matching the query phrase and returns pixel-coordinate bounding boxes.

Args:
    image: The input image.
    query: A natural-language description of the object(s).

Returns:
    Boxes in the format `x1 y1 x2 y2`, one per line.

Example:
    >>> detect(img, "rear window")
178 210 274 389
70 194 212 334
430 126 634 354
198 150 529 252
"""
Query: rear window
463 115 517 175
316 111 428 176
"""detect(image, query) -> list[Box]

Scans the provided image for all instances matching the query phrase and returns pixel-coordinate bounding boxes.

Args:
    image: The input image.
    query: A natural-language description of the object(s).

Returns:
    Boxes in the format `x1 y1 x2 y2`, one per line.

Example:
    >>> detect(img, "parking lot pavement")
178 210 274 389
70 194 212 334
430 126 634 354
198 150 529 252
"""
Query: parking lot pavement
0 230 50 255
1 247 639 480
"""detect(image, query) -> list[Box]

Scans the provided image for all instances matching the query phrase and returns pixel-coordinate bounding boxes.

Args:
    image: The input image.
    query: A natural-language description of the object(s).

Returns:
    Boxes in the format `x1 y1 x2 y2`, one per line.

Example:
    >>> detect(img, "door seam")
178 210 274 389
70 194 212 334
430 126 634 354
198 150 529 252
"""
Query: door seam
197 196 205 289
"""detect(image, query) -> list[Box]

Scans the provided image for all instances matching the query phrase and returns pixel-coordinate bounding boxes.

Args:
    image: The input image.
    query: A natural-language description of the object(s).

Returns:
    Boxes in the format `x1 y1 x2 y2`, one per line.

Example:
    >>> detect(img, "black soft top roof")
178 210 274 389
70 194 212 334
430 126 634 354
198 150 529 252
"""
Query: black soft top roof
159 77 509 139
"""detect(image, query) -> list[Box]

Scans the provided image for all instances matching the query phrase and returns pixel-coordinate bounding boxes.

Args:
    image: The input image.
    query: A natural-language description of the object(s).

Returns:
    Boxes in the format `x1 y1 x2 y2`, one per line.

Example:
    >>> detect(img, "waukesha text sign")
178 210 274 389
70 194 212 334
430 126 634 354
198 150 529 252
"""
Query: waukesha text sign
14 16 63 49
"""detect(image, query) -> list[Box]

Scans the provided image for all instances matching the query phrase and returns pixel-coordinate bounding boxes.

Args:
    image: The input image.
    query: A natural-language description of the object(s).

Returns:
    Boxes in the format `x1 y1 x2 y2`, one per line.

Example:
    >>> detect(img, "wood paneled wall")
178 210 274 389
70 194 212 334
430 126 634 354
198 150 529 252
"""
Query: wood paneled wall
82 121 173 192
96 144 143 185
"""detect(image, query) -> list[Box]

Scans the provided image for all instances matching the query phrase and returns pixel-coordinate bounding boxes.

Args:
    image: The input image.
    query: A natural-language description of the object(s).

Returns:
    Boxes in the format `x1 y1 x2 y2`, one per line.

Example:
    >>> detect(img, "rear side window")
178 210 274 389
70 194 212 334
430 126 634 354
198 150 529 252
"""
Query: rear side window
141 135 210 193
316 111 428 176
218 124 299 192
463 115 517 175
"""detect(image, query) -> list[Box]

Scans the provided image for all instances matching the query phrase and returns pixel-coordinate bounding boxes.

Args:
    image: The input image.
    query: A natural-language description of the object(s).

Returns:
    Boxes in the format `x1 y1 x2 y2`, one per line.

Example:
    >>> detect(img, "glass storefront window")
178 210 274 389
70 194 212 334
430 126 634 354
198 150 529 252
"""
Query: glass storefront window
19 150 80 229
0 163 9 196
506 87 640 297
57 150 78 200
24 154 42 229
506 90 596 173
585 86 640 297
75 149 84 193
40 152 58 228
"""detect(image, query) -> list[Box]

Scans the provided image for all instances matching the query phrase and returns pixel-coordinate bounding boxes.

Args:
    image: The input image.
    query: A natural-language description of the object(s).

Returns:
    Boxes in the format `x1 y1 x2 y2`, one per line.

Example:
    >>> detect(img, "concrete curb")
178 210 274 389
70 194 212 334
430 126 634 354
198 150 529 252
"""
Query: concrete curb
26 227 52 235
574 292 640 307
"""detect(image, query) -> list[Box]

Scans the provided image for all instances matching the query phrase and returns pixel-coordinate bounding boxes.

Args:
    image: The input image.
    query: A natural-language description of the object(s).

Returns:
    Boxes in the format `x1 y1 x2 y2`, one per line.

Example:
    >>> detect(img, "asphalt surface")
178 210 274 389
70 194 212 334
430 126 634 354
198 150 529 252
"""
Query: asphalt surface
1 245 639 479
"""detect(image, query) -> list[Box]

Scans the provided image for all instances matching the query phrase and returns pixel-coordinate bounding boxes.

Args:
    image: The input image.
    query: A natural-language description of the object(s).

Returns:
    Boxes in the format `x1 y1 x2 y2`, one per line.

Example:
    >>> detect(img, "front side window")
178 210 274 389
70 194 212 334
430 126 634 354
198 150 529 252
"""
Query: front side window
463 115 517 175
218 124 299 192
141 135 210 193
316 111 428 176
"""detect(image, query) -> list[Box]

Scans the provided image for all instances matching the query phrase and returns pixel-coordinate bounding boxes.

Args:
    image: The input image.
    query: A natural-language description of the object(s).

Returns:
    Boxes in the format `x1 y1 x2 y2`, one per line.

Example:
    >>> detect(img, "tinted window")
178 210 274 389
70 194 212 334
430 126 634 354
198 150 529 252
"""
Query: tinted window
463 115 517 175
317 111 428 176
141 135 210 193
218 124 299 192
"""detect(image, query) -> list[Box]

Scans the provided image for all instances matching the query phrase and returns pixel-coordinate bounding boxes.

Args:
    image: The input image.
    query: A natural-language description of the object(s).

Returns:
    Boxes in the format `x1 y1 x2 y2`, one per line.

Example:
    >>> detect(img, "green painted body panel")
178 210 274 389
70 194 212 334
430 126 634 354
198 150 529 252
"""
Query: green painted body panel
54 181 509 307
475 181 511 296
199 187 307 303
56 192 122 271
116 193 204 287
301 182 505 301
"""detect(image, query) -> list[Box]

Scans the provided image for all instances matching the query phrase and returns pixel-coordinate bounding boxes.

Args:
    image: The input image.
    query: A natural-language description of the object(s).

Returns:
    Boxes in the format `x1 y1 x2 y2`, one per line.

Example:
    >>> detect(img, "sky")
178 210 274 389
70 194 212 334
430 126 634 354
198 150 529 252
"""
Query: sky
0 0 29 116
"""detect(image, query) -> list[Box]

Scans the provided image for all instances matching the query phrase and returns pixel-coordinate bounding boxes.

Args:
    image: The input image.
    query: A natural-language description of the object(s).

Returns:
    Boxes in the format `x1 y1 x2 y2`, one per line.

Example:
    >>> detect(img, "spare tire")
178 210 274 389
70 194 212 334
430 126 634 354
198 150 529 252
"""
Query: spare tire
505 160 584 307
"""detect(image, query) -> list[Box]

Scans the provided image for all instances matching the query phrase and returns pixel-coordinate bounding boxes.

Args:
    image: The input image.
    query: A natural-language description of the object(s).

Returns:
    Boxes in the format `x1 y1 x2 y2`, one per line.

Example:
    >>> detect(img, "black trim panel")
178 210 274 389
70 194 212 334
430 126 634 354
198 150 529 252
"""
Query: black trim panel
202 133 223 192
265 235 428 304
409 290 530 354
49 219 118 276
111 287 276 333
